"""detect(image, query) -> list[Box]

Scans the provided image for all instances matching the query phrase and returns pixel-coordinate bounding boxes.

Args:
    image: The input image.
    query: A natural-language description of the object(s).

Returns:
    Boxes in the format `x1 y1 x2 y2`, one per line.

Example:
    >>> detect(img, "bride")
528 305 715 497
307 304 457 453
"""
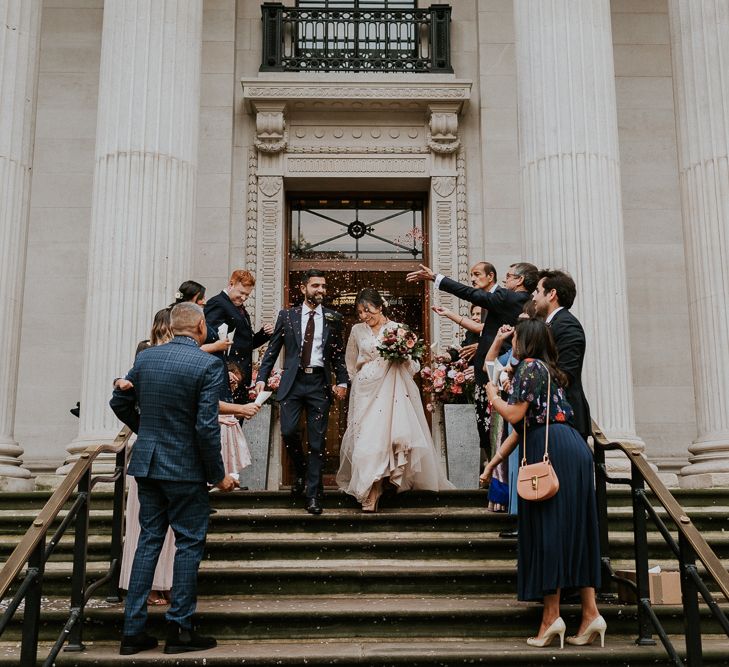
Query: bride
336 287 453 511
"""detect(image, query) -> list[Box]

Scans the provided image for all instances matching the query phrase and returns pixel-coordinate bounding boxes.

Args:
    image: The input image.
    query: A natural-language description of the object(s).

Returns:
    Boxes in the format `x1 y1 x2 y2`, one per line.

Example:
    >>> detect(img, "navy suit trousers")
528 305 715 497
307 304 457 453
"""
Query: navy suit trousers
278 370 331 499
124 478 209 635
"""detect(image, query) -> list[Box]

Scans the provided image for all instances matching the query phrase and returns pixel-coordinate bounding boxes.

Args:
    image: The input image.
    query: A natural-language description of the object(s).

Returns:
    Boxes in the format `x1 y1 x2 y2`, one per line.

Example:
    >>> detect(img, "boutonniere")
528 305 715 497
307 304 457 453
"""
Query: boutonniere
324 312 343 324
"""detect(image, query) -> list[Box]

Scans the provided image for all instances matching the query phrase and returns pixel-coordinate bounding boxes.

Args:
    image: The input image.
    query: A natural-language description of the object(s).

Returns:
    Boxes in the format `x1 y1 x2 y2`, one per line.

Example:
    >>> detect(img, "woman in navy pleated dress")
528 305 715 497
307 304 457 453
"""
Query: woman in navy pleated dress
482 318 604 649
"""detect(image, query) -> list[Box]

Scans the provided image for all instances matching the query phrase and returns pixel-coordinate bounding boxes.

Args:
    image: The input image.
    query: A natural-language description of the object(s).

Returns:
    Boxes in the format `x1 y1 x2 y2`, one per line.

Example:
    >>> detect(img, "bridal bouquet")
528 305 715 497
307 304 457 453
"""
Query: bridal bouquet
420 354 473 406
376 324 426 363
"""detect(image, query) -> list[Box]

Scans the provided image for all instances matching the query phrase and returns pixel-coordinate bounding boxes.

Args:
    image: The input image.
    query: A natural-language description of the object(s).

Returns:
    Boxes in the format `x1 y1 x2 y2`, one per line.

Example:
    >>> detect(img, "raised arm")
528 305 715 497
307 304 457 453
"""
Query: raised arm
432 305 483 334
256 310 286 388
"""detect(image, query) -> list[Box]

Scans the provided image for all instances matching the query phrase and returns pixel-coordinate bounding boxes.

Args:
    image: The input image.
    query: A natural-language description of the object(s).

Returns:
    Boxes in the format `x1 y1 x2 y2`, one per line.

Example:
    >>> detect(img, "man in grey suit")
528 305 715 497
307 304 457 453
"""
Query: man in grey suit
110 302 237 655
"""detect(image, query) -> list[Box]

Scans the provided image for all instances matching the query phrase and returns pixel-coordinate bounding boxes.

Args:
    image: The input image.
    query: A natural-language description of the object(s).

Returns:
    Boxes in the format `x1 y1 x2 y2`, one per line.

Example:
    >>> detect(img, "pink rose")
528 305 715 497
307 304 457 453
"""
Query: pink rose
433 369 446 379
405 338 416 348
454 372 466 384
397 328 406 337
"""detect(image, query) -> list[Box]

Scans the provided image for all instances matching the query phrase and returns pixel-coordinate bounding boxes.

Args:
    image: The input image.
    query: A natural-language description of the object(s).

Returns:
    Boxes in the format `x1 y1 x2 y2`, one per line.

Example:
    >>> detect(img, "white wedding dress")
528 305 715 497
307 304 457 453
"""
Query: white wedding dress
337 321 454 502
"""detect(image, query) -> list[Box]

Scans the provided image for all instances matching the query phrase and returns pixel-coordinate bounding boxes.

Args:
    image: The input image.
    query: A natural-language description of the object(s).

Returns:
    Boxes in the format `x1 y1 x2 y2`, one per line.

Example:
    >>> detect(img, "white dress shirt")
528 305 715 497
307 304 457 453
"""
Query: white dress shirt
545 306 564 324
301 303 324 367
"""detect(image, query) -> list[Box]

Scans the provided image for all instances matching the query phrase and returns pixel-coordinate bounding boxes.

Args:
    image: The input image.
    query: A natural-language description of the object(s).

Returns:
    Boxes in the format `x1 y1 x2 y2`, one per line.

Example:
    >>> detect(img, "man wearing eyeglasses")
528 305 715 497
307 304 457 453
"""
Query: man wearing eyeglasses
407 261 539 355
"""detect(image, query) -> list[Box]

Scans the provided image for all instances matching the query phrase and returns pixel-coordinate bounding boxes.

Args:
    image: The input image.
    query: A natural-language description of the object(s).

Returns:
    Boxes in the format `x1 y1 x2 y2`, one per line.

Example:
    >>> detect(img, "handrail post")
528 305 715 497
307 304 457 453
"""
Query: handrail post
106 448 127 602
428 5 453 73
19 538 45 667
64 468 91 652
631 462 655 645
260 3 284 71
679 532 703 666
592 439 613 598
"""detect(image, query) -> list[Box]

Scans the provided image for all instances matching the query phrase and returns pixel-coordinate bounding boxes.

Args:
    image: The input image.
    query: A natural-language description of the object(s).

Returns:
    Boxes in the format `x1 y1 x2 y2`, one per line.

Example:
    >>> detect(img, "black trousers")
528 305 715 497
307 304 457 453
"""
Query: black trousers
278 369 331 499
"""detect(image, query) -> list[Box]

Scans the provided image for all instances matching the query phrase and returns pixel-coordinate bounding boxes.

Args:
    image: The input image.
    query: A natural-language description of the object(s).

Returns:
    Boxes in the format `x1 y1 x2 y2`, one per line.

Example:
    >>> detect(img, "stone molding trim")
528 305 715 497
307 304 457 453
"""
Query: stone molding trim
242 78 472 113
286 145 430 154
286 156 429 174
245 149 258 318
456 149 470 313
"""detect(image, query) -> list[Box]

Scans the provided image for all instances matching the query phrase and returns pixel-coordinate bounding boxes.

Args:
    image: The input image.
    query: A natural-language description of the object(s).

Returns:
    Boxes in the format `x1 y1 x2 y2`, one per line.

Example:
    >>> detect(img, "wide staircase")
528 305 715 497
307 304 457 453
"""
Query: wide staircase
1 485 728 666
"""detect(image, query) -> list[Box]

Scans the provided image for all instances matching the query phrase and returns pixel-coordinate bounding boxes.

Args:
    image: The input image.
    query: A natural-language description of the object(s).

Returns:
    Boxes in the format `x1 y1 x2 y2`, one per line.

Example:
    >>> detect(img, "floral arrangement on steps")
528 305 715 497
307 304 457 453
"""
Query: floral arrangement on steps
420 354 474 411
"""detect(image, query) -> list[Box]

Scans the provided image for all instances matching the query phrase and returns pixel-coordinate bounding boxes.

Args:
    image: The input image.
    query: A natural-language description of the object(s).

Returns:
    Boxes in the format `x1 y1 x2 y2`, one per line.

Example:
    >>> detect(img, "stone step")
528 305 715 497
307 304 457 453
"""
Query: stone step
2 486 729 512
3 636 728 666
11 557 729 598
3 530 729 562
2 504 727 537
2 595 728 643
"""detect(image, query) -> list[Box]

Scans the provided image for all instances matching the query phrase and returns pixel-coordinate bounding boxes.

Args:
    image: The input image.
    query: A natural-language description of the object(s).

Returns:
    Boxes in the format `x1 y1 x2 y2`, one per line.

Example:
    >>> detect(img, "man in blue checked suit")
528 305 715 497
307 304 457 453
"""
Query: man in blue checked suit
110 302 237 656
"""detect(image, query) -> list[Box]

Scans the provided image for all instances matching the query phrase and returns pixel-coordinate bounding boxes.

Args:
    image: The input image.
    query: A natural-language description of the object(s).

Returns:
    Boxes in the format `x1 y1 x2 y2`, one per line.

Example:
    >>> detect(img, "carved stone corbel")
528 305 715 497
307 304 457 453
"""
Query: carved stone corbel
427 110 460 154
254 109 288 153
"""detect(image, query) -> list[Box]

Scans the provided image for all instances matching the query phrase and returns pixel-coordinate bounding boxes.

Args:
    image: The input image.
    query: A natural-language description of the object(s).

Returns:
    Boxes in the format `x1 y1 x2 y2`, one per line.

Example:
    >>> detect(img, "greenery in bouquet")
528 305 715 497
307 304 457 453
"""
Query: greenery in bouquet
376 324 426 362
420 353 474 408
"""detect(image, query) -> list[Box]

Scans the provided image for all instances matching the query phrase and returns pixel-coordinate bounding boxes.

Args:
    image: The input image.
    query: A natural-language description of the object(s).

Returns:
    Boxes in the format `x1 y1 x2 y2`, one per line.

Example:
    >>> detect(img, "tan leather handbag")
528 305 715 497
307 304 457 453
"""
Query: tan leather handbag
516 360 560 502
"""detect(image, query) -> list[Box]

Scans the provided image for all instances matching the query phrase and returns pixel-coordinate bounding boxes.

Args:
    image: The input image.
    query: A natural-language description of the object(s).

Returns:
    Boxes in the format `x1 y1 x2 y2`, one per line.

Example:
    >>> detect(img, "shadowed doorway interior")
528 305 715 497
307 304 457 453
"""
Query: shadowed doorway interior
283 195 429 487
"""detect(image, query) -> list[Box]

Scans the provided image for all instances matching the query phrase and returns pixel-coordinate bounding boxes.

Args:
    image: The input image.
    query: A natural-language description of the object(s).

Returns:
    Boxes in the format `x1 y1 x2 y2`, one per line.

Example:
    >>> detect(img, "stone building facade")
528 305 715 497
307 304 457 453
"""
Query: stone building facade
1 0 727 490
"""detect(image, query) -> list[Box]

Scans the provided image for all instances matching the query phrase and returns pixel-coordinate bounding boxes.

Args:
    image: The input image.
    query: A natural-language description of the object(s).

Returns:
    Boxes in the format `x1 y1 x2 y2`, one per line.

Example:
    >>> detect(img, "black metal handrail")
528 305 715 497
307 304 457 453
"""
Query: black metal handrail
592 420 729 666
0 427 131 667
260 2 453 73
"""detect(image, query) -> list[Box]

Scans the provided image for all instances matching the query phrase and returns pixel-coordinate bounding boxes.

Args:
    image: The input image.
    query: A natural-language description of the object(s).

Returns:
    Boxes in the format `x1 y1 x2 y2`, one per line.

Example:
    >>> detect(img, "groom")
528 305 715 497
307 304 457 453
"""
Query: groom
256 269 349 515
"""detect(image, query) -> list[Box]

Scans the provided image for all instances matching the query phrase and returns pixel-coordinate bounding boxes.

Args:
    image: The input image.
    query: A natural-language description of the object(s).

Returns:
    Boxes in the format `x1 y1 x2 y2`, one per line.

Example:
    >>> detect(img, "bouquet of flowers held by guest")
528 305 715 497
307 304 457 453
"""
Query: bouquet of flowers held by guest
420 354 474 408
376 324 426 363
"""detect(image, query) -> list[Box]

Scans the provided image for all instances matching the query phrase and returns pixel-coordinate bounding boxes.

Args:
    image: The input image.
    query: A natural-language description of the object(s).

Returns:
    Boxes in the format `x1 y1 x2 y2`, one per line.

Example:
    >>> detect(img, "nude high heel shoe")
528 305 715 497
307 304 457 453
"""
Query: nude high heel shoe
566 615 607 647
526 617 566 648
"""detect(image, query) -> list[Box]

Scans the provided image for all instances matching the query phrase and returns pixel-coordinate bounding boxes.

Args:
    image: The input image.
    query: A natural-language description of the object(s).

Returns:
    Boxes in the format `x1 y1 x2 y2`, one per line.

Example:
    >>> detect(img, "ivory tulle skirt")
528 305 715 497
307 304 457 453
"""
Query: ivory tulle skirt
337 358 453 503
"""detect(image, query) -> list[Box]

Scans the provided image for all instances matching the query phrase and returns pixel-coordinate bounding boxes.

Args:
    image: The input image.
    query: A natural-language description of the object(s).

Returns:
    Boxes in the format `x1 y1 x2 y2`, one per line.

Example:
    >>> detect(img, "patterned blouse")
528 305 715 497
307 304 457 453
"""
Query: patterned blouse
507 358 574 431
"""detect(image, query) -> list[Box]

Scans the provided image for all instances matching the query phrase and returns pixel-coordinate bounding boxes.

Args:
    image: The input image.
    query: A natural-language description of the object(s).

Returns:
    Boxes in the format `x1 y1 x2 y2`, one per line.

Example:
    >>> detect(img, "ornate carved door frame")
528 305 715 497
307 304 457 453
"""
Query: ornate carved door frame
241 78 473 488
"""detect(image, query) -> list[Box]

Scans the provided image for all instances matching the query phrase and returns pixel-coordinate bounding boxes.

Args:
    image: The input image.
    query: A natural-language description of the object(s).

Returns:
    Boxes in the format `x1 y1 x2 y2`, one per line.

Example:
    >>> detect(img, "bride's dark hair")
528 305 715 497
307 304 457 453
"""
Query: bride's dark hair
354 287 389 315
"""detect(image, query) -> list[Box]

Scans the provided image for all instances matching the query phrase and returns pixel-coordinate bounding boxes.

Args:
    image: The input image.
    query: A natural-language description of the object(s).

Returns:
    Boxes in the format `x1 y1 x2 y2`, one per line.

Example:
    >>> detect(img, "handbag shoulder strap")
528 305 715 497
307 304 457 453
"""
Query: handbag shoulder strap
520 359 552 466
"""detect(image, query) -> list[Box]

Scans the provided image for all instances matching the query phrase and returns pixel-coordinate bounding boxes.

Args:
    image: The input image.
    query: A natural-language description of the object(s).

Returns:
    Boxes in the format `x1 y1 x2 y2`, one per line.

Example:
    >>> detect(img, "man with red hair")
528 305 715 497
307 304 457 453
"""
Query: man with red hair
204 270 273 392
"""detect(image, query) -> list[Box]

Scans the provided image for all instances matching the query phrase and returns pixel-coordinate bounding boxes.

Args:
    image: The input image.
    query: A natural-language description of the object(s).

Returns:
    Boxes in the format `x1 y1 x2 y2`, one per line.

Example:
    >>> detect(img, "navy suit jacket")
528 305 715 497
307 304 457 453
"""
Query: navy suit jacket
109 336 226 485
438 277 530 384
204 290 271 386
549 308 592 438
257 305 349 401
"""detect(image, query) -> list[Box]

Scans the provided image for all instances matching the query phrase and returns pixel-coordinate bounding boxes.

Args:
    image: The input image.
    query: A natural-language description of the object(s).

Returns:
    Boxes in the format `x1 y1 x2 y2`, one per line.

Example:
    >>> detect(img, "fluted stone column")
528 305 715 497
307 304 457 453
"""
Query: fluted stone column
514 0 643 449
0 1 42 491
60 0 203 472
669 1 729 487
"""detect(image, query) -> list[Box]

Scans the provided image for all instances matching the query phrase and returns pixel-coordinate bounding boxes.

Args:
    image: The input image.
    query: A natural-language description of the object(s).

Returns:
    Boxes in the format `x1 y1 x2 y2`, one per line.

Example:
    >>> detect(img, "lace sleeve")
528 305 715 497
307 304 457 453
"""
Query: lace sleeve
345 327 359 378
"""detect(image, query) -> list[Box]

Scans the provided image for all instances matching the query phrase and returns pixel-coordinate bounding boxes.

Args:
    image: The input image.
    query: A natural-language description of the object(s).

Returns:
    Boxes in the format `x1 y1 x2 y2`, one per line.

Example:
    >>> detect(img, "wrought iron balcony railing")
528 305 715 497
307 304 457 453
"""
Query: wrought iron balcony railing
260 2 453 73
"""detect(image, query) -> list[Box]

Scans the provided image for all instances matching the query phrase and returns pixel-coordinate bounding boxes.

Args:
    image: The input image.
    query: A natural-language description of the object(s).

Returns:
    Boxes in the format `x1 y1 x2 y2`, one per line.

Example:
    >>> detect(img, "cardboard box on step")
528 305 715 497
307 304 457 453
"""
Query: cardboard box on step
615 568 682 605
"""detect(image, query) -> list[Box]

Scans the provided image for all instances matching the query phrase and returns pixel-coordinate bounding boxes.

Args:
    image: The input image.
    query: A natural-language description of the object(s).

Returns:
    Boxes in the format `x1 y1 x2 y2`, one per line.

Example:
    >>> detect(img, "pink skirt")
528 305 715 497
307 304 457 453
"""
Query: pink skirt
119 476 175 591
219 416 252 475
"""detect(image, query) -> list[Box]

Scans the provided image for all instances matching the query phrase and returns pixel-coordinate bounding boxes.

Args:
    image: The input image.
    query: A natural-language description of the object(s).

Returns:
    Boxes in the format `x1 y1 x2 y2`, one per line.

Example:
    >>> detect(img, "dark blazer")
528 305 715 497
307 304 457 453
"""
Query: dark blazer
257 305 349 401
204 290 271 386
438 278 530 383
549 308 591 438
109 337 226 485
